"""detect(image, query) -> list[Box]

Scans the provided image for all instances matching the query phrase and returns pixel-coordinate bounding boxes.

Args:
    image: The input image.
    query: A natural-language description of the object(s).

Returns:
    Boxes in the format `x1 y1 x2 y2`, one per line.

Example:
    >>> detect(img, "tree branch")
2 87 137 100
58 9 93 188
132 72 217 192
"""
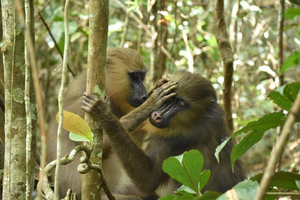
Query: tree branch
214 0 234 132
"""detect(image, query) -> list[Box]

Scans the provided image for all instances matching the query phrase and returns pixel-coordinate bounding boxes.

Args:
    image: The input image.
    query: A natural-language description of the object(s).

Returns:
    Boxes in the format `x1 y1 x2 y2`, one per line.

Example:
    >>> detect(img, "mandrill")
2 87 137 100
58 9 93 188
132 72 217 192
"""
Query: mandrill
82 70 247 199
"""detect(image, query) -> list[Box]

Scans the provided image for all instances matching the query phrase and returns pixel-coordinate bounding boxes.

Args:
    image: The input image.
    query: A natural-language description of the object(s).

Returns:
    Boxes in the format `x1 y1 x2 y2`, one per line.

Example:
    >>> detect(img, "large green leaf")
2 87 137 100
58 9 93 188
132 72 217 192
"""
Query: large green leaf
268 82 300 110
162 150 209 194
251 171 300 191
230 112 286 169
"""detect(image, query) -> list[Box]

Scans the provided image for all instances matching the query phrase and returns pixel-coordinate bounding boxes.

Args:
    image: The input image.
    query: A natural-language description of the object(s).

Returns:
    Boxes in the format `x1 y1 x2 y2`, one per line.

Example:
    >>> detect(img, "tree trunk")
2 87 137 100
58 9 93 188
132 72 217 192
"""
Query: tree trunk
2 0 27 199
81 0 108 199
148 0 167 88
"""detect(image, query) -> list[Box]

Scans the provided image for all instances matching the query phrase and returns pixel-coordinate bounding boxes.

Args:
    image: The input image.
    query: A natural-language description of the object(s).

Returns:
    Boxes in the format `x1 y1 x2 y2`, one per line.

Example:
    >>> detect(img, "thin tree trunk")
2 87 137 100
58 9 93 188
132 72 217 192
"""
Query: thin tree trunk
81 0 108 199
148 0 167 88
214 0 234 132
278 0 285 86
23 0 37 198
2 0 27 199
54 0 71 199
0 0 5 170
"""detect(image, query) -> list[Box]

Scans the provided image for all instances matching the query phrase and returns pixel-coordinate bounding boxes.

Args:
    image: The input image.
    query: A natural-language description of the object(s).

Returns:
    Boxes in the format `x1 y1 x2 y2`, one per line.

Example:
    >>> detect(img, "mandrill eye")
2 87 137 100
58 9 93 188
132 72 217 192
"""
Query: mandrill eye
180 100 186 107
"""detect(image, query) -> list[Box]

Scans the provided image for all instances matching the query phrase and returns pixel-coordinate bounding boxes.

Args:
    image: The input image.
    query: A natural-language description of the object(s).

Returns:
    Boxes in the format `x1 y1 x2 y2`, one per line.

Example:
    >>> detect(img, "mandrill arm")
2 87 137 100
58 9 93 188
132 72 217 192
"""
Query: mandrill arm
120 80 178 132
82 82 177 193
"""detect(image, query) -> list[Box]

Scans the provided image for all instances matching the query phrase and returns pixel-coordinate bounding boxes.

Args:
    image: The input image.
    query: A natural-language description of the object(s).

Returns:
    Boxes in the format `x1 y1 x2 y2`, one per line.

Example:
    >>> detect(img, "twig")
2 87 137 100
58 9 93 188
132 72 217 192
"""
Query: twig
40 144 113 200
278 0 285 86
24 0 33 199
40 145 91 199
91 164 115 200
38 12 76 77
255 91 300 200
54 0 70 198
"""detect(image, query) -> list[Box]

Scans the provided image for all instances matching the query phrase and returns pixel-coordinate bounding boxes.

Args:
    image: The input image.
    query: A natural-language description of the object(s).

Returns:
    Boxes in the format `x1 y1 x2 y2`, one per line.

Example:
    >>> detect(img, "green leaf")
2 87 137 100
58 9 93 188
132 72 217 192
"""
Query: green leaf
296 180 300 190
176 185 197 195
163 157 192 189
182 150 204 191
280 51 300 74
251 171 300 191
214 137 230 163
199 191 221 200
163 150 208 194
268 82 300 110
230 112 286 169
159 193 199 200
285 7 300 19
159 195 175 200
199 170 211 191
69 132 94 142
217 180 259 200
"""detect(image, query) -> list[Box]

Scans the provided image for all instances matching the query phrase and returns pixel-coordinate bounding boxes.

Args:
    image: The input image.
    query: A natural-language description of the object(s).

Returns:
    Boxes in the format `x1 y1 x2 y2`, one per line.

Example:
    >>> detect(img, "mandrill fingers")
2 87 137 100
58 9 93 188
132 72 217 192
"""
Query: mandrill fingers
82 92 111 121
146 80 178 110
120 81 178 132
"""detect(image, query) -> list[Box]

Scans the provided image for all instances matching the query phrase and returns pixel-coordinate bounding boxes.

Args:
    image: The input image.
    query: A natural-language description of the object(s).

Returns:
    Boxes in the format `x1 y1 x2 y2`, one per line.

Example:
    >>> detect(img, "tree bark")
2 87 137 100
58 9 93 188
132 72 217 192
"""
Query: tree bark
214 0 234 132
81 0 108 199
2 0 27 198
148 0 167 88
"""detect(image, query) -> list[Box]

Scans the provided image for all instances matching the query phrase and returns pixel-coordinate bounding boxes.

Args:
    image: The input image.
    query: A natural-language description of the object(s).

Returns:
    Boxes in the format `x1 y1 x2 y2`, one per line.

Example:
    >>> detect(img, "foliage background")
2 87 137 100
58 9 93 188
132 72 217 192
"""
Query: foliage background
2 0 299 182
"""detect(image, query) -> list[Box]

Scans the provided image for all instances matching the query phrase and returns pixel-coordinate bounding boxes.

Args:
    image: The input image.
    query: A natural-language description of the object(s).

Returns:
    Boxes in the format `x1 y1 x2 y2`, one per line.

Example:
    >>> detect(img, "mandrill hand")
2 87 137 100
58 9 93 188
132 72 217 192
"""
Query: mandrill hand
156 74 174 87
146 80 178 110
82 92 112 125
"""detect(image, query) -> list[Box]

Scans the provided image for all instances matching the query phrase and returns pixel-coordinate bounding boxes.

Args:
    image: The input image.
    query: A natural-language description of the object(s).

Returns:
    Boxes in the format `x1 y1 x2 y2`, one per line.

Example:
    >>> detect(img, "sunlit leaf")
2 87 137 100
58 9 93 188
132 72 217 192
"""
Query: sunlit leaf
56 111 93 142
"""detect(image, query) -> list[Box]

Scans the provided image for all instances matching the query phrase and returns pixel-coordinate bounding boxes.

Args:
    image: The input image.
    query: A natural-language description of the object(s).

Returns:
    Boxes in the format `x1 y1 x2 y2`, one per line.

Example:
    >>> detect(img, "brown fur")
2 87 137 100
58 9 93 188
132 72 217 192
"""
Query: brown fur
82 70 246 199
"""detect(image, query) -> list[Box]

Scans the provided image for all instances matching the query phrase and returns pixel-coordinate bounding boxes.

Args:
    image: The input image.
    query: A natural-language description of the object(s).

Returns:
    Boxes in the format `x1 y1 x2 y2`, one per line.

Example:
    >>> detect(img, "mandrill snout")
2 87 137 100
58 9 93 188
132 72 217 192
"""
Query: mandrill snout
149 111 170 128
151 111 162 123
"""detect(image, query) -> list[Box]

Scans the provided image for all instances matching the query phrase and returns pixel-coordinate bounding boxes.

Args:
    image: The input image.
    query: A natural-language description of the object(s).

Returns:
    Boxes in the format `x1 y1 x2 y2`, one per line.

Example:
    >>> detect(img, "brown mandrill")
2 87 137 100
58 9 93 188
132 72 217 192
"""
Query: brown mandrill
82 70 247 199
47 47 178 199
